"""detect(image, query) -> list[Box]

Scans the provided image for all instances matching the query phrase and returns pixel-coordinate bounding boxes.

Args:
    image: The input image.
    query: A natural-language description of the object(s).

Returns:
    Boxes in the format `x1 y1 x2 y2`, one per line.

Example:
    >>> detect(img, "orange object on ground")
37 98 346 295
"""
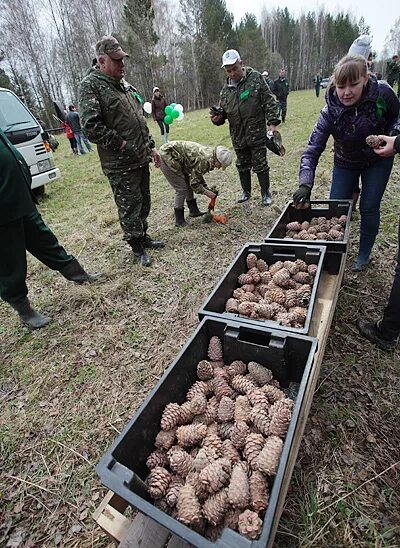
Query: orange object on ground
212 214 228 224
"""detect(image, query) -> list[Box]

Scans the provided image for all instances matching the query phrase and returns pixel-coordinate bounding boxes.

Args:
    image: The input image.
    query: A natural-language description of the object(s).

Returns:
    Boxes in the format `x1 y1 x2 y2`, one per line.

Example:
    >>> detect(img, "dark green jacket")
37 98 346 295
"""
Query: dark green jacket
0 129 36 225
219 67 280 150
78 69 155 174
273 77 289 101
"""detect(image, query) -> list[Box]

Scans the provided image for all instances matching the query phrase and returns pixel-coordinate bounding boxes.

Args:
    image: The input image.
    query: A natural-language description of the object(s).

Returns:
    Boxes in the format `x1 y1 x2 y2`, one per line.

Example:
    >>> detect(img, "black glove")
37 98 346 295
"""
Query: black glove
293 185 311 207
210 105 226 126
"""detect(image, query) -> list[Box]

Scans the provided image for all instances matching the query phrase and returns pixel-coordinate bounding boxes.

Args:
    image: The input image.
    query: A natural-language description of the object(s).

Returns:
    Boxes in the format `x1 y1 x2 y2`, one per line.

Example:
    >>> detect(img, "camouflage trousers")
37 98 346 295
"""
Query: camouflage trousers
107 166 151 242
235 144 269 174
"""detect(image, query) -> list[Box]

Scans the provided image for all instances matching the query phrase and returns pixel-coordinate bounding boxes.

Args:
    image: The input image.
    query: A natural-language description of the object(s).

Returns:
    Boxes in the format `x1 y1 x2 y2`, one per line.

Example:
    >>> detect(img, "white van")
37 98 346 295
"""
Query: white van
0 87 61 192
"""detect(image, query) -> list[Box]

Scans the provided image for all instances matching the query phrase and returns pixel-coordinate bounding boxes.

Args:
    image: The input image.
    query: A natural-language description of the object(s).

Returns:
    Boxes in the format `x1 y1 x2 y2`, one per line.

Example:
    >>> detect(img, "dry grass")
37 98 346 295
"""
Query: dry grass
1 90 399 547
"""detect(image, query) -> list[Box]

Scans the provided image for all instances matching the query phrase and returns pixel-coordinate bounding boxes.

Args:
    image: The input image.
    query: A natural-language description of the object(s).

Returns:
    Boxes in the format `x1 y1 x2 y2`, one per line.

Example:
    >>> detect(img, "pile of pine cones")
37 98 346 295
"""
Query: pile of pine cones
224 253 316 328
284 215 347 241
145 336 294 541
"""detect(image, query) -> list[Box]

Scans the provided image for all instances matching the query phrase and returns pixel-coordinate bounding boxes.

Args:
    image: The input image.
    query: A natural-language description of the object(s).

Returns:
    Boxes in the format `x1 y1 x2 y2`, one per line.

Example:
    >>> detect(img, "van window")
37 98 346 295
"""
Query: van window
0 90 38 132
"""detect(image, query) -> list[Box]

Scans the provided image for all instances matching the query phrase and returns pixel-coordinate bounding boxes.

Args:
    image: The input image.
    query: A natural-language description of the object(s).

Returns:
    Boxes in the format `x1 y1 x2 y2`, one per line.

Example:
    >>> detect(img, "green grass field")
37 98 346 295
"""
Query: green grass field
1 89 399 547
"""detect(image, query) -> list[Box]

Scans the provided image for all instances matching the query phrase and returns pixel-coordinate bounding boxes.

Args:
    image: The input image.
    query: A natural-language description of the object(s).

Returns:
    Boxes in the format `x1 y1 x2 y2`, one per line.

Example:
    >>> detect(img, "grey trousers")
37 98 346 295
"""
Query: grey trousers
159 159 194 208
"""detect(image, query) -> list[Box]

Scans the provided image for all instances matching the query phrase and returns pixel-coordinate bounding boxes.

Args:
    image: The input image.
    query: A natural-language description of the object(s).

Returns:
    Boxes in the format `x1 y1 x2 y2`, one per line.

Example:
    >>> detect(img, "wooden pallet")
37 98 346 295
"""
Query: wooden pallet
93 257 346 548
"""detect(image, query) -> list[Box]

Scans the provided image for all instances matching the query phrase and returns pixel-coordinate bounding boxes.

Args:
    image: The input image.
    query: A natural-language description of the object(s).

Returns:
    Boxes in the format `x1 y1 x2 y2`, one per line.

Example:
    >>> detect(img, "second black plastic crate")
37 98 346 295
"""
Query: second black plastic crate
265 200 352 274
199 242 326 335
97 317 318 548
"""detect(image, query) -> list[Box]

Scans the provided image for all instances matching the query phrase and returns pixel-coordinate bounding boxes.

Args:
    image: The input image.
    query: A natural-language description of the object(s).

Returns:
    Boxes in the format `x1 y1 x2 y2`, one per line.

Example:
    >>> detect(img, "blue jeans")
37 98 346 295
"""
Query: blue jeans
74 130 93 154
330 157 394 263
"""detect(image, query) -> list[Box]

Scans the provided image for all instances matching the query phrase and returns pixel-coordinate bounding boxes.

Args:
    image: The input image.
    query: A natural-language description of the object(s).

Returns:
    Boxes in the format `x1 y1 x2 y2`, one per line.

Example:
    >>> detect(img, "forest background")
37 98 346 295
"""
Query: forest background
0 0 399 129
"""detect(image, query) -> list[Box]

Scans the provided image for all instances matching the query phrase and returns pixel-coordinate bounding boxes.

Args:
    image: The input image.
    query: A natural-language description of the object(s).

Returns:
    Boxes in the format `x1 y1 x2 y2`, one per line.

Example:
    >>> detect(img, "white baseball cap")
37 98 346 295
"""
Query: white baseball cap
215 146 232 170
221 49 241 68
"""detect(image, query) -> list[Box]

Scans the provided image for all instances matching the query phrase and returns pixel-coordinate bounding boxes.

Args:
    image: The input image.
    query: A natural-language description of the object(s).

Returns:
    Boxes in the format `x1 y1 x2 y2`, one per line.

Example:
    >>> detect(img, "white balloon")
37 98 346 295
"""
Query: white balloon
175 103 184 113
177 111 185 121
143 101 152 114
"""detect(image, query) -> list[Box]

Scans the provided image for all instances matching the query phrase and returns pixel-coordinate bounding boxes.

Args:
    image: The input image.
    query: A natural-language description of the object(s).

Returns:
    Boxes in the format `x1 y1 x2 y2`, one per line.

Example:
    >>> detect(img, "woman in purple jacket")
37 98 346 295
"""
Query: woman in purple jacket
293 55 400 271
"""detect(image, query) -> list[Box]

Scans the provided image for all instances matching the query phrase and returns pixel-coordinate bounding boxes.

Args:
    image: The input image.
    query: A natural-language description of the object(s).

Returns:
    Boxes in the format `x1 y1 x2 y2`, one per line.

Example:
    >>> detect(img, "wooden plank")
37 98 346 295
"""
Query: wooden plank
166 535 192 548
119 512 170 548
95 502 132 544
266 257 346 547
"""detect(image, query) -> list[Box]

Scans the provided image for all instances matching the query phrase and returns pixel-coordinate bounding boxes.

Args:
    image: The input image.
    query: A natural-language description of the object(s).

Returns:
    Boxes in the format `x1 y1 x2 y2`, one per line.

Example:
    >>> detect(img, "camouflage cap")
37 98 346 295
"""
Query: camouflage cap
96 36 129 60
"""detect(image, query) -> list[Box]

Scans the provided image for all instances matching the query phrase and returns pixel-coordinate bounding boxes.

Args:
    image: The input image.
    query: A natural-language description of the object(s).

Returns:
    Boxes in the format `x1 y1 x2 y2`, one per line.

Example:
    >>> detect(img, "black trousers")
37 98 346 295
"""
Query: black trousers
0 209 73 304
156 119 169 136
379 218 400 340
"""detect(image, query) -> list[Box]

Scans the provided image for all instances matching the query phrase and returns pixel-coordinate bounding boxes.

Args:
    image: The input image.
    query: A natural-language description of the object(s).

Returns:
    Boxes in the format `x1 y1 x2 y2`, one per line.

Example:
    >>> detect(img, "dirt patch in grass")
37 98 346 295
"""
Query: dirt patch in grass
1 91 399 546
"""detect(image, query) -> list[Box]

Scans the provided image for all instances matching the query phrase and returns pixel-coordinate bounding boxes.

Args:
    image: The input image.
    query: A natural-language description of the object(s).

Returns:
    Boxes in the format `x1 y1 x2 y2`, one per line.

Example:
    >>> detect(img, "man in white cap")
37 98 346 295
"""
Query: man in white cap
210 49 280 206
158 141 232 226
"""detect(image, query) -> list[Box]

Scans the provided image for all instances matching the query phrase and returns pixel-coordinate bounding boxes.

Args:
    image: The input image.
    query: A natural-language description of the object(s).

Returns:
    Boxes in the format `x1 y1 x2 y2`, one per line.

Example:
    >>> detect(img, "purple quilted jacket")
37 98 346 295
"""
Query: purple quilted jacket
299 76 400 187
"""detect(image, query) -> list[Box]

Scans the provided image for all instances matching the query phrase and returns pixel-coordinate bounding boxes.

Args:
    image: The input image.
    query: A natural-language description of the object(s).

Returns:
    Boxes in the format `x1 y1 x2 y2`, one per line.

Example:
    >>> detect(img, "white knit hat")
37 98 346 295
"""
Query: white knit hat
215 146 232 170
153 86 160 93
348 35 372 59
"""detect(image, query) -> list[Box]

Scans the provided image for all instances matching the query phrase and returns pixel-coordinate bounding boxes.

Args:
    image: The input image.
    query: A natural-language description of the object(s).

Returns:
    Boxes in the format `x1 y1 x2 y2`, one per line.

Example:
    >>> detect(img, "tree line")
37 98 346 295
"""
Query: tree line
0 0 399 127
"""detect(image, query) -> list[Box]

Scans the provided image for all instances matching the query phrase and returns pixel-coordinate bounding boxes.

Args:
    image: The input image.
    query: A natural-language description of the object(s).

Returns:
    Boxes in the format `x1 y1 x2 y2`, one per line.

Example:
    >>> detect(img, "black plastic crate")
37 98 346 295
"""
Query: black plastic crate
97 317 318 548
265 200 352 274
198 242 326 335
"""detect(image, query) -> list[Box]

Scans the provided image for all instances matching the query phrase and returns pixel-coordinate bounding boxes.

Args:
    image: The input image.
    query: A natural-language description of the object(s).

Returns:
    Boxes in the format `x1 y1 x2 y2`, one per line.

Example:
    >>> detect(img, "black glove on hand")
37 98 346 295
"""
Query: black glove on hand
293 185 311 207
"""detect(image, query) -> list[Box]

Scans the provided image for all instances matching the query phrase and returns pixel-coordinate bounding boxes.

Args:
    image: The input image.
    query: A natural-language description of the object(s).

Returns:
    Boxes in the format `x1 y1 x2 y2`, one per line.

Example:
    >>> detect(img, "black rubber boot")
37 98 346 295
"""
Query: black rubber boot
142 234 165 249
174 208 188 227
257 171 272 206
60 258 102 284
187 199 206 217
237 171 251 203
130 237 152 266
356 318 396 351
10 297 51 329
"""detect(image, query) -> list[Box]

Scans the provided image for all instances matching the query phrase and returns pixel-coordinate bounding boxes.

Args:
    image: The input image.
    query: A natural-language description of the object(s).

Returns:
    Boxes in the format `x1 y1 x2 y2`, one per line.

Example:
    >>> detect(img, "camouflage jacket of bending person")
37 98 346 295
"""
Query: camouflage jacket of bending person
78 69 155 174
159 141 216 194
218 67 280 150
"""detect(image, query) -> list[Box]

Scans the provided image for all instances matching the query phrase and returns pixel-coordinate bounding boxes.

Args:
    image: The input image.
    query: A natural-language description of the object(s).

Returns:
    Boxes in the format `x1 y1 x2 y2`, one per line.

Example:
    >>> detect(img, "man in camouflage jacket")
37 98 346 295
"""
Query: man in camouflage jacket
210 49 280 206
159 141 232 226
79 36 164 266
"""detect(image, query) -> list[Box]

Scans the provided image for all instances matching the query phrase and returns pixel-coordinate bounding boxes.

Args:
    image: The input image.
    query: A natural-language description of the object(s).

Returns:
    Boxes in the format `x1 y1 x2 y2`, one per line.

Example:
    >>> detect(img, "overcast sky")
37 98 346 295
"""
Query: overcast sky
225 0 398 55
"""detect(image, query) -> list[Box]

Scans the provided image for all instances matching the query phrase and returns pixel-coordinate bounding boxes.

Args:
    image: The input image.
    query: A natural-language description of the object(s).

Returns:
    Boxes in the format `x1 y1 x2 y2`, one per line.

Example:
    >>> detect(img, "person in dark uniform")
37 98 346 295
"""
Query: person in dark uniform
0 129 100 329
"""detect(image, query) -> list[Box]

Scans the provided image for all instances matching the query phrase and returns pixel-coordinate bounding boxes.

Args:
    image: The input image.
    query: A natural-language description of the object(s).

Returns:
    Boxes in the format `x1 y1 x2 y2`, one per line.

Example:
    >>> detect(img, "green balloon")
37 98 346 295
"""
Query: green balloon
164 115 173 124
165 105 173 115
170 103 176 108
171 109 179 119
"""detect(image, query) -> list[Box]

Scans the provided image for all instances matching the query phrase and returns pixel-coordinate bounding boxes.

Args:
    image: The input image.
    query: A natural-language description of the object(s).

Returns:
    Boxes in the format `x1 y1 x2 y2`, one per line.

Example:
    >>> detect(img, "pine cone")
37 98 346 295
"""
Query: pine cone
284 260 300 275
300 220 310 231
260 271 272 284
177 424 207 446
186 381 210 401
269 261 284 275
208 336 223 361
231 374 257 394
228 463 250 509
223 507 241 530
295 258 308 272
225 298 239 313
155 428 177 450
256 436 283 476
146 449 167 470
246 253 258 269
160 402 182 431
180 401 195 423
297 285 311 305
238 509 263 540
269 405 292 439
248 362 273 386
366 134 384 148
212 376 235 400
243 433 265 470
199 458 232 494
237 301 254 316
272 268 291 287
285 288 300 309
202 396 218 425
213 367 230 382
250 405 270 436
270 302 287 317
193 447 217 472
247 388 270 409
230 420 250 449
261 384 286 403
316 231 329 240
203 488 229 526
165 475 184 507
257 258 268 272
226 360 247 377
298 229 309 240
328 228 343 240
190 394 208 416
147 467 171 499
268 287 286 305
242 283 255 293
238 272 253 285
338 214 347 227
269 398 294 417
206 422 219 437
222 439 241 463
288 306 308 325
308 226 318 235
233 287 245 299
293 271 312 284
248 267 261 284
286 221 301 231
218 422 234 440
275 312 292 326
197 360 214 381
249 470 269 512
202 433 223 457
177 484 202 525
168 447 194 476
234 395 251 423
217 396 235 422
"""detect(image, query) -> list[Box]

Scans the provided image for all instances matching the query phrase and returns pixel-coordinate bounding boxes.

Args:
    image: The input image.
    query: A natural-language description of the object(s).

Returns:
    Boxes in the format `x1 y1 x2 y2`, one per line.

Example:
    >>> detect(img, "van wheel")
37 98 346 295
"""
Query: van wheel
32 186 45 199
